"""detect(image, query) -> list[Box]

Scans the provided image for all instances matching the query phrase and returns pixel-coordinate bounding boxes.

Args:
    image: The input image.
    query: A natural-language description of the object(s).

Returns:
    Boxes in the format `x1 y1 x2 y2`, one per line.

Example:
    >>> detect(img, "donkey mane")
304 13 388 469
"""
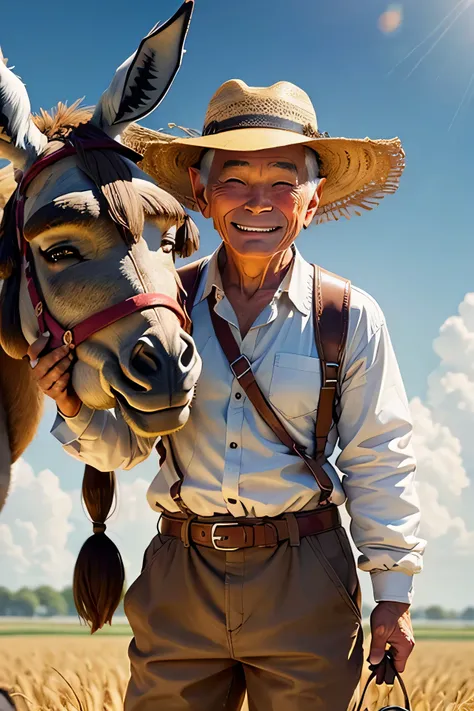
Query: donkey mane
32 100 93 141
0 101 93 227
0 109 199 282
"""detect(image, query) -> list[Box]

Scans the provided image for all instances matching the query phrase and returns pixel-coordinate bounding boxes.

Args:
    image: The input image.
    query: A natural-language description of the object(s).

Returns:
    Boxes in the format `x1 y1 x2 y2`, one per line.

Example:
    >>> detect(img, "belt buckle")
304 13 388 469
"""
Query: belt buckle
211 522 240 551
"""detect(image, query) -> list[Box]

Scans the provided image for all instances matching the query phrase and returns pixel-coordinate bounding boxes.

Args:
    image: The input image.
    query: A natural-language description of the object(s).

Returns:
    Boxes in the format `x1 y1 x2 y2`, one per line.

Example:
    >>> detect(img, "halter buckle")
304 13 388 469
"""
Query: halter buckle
63 330 73 346
34 302 43 317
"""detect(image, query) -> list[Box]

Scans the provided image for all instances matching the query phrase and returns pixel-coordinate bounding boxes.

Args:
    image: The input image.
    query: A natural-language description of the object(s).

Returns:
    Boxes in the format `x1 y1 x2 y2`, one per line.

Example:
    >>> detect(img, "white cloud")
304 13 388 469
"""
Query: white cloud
409 292 474 552
0 459 75 589
415 482 462 540
410 397 469 496
0 458 158 592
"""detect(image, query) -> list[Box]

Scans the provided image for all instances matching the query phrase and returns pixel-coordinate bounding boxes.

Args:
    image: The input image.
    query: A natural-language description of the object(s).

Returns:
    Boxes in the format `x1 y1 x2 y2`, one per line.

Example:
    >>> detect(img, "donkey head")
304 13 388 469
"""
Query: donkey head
0 1 202 451
0 1 202 632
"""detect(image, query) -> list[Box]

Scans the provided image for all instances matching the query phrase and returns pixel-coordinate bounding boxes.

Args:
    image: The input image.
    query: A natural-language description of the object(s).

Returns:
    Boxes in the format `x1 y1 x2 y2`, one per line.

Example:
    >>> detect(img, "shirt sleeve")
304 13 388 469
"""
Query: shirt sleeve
335 312 426 605
51 404 157 471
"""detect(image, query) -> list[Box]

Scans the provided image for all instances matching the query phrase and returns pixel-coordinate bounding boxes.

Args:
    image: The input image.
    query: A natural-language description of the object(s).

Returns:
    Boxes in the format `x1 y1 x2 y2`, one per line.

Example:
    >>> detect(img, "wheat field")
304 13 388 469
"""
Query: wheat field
0 636 473 711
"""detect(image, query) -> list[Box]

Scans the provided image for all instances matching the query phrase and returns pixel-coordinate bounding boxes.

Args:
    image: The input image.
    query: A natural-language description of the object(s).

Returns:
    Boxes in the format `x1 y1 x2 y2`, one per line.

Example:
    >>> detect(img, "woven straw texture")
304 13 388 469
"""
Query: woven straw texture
122 79 405 223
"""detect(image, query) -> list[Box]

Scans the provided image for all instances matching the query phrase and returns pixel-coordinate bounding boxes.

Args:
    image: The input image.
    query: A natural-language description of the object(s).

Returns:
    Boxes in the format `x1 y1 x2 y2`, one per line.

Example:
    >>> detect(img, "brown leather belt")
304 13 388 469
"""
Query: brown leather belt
159 505 341 550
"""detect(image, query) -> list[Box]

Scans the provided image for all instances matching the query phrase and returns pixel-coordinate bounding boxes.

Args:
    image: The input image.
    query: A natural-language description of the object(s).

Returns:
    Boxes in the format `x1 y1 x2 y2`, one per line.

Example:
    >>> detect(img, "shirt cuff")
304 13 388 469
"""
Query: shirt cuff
51 404 95 445
371 570 414 604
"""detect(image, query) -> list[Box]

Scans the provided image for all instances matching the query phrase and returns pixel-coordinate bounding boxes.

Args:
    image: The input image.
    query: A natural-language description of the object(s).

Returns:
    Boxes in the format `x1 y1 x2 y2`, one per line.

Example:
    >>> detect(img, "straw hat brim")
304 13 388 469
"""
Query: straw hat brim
122 124 405 223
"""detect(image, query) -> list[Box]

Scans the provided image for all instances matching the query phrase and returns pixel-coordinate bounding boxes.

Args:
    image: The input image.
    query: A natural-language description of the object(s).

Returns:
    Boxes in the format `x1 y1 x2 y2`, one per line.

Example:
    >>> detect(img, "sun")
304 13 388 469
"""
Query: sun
385 0 474 129
378 5 403 34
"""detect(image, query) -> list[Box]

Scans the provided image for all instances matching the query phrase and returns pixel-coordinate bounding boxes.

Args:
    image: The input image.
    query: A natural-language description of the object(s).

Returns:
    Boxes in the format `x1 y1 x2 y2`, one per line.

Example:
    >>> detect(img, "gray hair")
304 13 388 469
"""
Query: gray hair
199 149 215 187
304 148 320 185
198 147 320 188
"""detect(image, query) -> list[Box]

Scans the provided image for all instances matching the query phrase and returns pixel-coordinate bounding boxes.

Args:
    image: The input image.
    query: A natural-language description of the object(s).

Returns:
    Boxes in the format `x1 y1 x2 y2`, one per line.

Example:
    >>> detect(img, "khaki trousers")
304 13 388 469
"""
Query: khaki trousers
124 522 363 711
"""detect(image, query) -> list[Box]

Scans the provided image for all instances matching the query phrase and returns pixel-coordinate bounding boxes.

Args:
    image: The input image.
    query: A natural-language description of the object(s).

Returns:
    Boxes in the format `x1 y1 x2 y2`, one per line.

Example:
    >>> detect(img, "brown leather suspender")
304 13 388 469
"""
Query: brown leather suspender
206 265 350 504
170 259 351 508
154 258 208 514
313 266 351 459
177 258 208 334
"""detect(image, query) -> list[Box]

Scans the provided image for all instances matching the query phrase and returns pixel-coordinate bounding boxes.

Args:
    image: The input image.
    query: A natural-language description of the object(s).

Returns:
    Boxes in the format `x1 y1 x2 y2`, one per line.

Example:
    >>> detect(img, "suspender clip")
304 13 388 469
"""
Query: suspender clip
230 354 252 380
323 361 339 386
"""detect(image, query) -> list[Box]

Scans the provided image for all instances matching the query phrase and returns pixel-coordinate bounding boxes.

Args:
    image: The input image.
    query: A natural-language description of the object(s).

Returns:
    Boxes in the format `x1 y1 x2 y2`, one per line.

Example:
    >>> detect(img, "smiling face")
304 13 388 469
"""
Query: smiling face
189 145 325 259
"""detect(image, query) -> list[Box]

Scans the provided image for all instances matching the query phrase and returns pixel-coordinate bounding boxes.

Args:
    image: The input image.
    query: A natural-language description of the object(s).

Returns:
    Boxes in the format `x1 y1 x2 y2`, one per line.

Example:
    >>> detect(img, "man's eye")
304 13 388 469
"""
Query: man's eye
40 246 83 263
224 178 246 185
272 181 293 187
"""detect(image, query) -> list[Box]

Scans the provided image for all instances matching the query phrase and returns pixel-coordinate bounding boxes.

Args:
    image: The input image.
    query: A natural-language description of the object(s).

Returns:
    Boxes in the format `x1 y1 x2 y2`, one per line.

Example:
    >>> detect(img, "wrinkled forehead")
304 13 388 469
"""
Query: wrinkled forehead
23 155 156 223
211 144 308 174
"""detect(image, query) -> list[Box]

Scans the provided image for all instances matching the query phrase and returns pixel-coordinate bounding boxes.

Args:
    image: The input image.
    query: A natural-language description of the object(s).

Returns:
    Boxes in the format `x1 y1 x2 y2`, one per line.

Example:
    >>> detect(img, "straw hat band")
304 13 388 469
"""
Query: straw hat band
122 79 406 223
202 114 321 138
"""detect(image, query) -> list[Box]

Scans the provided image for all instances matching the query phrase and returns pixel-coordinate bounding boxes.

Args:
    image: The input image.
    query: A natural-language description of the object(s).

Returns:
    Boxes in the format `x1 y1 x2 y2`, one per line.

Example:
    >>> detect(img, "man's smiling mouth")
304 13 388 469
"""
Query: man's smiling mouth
232 223 281 233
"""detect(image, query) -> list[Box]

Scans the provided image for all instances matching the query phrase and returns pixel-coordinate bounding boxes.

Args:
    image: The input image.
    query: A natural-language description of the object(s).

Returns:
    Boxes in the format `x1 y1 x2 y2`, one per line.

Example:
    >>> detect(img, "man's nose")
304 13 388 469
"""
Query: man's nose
244 186 273 214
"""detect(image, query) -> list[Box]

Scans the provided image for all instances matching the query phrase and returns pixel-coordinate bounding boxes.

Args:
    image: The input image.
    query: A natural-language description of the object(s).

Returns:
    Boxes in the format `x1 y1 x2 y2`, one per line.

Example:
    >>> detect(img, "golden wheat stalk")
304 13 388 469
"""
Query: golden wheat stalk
0 638 473 711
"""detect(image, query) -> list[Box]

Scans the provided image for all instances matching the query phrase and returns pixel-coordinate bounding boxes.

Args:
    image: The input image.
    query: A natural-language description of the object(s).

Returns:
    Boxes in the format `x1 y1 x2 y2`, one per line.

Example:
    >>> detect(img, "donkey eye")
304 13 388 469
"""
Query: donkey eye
40 246 83 263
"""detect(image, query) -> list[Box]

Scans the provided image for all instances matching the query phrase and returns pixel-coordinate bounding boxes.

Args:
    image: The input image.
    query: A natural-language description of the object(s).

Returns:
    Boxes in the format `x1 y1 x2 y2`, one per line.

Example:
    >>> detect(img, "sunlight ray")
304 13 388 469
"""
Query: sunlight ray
448 67 474 130
387 0 472 77
406 0 474 79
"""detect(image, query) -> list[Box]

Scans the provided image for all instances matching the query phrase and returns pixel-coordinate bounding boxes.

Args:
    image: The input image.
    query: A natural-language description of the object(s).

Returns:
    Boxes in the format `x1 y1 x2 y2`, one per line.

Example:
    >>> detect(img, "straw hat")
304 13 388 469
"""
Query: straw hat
122 79 405 223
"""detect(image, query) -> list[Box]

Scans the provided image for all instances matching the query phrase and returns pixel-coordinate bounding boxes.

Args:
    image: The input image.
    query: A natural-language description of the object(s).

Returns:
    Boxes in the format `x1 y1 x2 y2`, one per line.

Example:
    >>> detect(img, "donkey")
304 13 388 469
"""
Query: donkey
0 690 15 711
0 0 202 632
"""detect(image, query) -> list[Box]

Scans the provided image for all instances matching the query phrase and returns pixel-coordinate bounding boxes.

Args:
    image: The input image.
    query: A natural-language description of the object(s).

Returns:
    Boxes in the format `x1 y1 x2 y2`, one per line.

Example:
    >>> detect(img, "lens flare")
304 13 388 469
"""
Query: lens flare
379 5 403 34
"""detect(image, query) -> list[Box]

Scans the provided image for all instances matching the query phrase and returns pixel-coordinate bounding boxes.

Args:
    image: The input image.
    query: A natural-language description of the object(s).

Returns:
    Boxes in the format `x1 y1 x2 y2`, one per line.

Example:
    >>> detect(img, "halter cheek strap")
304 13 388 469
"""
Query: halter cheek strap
16 140 188 353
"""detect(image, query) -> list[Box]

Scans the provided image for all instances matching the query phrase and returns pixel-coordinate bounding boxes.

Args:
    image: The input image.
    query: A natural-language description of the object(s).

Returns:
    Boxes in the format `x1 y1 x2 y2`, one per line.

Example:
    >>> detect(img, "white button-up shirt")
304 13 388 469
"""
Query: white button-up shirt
52 246 425 603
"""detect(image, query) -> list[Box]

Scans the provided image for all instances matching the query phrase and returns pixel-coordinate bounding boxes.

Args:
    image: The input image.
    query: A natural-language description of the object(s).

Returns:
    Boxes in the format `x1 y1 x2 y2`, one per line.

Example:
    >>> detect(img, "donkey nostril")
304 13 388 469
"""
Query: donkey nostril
131 337 162 376
179 334 195 369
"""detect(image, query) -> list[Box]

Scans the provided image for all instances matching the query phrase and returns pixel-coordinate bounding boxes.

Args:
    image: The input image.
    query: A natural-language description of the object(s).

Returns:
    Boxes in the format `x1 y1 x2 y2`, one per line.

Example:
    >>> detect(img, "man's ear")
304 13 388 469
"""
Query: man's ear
189 166 211 218
303 177 326 227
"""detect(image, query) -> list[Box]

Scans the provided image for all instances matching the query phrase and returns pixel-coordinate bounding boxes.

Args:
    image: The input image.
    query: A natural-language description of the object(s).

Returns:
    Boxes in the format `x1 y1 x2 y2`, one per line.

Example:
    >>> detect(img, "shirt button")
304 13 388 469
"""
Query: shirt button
230 442 238 449
235 392 242 400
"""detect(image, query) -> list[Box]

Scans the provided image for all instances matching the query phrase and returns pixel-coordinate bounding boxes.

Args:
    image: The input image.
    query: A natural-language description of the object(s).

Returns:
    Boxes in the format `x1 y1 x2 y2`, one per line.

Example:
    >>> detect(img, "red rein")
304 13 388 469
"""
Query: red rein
15 139 187 352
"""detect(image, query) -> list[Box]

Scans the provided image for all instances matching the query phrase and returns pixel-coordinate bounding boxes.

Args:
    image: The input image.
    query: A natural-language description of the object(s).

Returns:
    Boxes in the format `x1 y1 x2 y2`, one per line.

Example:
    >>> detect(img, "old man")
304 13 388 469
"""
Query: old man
33 79 425 710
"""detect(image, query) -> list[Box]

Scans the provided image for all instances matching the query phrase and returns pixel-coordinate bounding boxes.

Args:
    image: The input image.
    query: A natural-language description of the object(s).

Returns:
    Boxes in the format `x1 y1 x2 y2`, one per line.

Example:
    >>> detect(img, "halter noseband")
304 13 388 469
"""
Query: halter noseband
15 139 188 354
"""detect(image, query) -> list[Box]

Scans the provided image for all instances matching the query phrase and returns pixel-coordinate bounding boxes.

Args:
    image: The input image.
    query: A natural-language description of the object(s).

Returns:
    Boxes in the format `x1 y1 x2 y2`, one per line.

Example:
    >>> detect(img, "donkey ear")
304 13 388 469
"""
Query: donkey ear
0 48 47 168
92 1 194 140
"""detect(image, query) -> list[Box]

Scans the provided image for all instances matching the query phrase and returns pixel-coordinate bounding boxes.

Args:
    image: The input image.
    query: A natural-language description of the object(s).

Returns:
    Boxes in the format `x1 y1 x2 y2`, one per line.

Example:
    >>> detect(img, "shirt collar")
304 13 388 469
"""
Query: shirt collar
194 245 225 305
193 244 313 317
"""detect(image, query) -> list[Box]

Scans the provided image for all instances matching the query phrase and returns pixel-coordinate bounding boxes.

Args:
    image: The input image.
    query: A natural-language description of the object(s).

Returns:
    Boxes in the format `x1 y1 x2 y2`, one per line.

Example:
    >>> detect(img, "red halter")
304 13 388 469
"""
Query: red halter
15 139 188 353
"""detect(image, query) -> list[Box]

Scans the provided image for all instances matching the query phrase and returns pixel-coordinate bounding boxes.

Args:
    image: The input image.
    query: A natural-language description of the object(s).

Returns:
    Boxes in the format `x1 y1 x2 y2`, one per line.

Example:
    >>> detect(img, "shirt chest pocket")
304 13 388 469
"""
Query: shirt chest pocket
268 352 321 420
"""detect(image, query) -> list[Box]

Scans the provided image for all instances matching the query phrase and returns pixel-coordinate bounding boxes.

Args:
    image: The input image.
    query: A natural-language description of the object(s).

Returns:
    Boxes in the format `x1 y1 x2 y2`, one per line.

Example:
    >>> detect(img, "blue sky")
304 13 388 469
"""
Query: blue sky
1 0 474 609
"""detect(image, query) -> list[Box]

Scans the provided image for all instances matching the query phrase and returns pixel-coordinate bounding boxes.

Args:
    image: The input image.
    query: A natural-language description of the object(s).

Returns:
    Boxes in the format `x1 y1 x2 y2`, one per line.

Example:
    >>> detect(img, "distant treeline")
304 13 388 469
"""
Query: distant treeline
0 586 472 620
0 586 125 617
362 603 474 620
